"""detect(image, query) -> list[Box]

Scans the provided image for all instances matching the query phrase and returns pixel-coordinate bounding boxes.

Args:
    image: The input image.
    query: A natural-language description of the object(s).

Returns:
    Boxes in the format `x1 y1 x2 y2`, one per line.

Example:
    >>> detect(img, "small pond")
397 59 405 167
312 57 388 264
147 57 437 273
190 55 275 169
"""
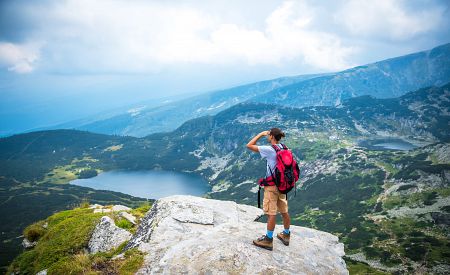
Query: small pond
357 137 418 151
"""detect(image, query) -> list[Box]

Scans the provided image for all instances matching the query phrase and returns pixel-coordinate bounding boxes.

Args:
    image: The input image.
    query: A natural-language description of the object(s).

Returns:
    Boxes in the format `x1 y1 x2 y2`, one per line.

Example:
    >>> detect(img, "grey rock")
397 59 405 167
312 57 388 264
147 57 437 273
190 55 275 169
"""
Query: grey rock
89 204 103 209
120 211 137 225
125 195 348 274
112 205 132 212
88 216 132 254
22 238 37 249
93 208 112 213
112 253 125 260
35 269 47 275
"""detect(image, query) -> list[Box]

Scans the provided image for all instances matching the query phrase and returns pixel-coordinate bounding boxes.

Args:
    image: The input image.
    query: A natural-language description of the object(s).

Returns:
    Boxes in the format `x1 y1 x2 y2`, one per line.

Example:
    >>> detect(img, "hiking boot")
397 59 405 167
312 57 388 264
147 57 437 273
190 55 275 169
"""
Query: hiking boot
277 231 290 246
253 235 273 251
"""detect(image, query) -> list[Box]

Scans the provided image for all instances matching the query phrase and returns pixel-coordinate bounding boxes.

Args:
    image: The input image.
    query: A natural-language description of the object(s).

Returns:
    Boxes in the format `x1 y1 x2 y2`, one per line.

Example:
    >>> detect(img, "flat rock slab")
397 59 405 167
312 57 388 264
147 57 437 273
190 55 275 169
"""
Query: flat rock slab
125 195 348 274
112 205 132 212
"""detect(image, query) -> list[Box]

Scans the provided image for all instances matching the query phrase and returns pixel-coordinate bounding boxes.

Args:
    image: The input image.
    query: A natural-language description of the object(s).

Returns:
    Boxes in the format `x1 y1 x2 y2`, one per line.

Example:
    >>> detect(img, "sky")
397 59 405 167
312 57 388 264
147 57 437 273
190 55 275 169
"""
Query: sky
1 0 449 135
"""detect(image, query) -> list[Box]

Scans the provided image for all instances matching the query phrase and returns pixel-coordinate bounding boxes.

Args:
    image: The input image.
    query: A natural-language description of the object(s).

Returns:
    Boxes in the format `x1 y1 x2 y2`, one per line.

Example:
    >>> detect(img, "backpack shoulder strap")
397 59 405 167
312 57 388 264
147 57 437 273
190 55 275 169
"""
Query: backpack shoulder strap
280 143 288 150
271 144 281 152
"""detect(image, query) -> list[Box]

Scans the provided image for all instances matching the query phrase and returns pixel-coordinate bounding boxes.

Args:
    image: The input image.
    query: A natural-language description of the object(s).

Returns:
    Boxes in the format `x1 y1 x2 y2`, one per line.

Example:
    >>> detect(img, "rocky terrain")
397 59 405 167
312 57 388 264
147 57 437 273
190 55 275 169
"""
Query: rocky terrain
9 195 349 275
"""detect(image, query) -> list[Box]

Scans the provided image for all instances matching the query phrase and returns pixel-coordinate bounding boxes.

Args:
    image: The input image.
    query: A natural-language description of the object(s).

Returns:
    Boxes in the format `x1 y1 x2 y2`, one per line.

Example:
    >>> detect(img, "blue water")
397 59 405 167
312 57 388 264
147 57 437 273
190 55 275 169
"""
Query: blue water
357 138 418 151
70 170 210 199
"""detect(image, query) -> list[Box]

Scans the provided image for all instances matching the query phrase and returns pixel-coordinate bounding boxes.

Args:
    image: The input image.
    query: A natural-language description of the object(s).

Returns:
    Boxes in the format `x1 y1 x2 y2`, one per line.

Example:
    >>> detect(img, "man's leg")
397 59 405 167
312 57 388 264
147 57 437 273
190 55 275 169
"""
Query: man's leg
253 187 276 250
281 212 290 230
276 193 291 246
267 214 276 237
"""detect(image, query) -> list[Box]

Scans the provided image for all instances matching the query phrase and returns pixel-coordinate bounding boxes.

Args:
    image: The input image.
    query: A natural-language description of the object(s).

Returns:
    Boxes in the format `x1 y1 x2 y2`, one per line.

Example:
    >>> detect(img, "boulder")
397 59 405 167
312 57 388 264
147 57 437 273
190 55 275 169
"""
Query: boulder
125 195 348 274
120 211 137 225
22 238 37 249
112 205 132 212
88 216 132 254
89 204 103 209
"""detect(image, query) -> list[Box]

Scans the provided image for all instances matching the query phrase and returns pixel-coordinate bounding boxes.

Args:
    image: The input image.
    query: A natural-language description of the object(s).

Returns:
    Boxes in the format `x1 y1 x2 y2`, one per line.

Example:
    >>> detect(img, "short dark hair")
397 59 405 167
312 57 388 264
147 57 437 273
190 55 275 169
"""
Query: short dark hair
269 127 285 141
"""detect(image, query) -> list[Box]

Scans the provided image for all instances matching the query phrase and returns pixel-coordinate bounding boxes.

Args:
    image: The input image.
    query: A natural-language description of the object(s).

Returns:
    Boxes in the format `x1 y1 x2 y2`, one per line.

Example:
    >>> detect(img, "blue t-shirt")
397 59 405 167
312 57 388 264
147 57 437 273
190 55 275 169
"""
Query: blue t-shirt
258 144 283 177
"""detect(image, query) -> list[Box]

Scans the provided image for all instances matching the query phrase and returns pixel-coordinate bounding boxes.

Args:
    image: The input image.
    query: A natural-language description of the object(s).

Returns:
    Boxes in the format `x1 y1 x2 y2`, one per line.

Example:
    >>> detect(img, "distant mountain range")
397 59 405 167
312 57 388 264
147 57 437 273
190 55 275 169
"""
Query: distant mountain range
32 43 450 138
39 74 326 137
252 43 450 108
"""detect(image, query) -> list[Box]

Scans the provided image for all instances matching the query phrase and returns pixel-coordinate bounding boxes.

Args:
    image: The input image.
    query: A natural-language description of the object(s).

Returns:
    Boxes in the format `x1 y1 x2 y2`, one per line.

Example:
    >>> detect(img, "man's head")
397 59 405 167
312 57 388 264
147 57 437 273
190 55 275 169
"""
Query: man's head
267 127 285 143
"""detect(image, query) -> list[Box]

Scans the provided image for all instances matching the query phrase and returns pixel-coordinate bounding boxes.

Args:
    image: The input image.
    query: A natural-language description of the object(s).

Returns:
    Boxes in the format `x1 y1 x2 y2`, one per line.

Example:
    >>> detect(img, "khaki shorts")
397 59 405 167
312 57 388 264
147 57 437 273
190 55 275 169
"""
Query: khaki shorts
263 185 288 215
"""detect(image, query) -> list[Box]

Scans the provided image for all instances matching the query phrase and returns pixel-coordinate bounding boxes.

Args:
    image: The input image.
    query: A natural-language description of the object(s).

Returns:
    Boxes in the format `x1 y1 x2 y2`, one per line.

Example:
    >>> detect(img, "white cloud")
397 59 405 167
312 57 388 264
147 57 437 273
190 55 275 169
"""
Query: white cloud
1 0 448 75
0 42 41 73
334 0 447 41
1 0 355 73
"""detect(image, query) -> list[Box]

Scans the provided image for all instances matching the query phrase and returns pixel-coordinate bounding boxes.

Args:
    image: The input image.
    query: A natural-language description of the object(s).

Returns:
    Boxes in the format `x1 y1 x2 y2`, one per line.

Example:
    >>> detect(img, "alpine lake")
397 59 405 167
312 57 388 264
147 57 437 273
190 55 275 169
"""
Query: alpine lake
357 137 419 151
70 169 210 199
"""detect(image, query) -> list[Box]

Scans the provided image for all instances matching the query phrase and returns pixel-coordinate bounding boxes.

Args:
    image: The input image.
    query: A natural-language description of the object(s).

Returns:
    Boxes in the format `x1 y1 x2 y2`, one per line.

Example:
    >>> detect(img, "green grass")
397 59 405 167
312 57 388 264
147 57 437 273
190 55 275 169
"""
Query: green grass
8 208 103 273
130 202 152 219
116 218 133 230
23 221 47 242
8 203 147 274
374 161 398 174
345 258 391 275
46 247 144 275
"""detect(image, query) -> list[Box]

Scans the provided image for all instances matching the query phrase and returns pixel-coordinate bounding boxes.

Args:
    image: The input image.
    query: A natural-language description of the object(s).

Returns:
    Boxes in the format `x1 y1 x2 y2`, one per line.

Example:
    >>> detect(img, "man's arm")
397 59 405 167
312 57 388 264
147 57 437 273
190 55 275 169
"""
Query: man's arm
246 131 269 152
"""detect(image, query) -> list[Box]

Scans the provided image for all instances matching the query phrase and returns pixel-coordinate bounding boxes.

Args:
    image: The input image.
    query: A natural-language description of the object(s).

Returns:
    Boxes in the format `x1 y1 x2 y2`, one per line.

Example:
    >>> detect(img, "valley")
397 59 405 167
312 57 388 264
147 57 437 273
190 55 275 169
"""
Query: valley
1 83 449 274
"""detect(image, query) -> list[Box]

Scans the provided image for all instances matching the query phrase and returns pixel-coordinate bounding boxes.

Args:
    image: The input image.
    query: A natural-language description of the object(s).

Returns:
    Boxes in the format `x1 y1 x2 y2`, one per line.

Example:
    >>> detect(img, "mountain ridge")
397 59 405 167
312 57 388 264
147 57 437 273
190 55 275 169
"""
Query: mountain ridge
250 43 450 108
20 43 450 139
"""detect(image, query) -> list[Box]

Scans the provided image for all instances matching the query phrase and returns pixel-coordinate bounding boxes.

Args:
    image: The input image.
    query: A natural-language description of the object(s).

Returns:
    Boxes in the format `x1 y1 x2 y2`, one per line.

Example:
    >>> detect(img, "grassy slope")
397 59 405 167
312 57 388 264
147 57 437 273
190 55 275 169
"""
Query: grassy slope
8 202 151 274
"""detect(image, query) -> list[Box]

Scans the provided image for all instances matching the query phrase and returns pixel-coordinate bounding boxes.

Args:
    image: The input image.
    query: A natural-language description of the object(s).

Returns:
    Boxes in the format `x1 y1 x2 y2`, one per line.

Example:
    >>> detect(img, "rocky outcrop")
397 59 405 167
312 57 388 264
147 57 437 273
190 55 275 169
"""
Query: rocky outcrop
21 238 37 249
88 216 132 253
125 195 348 274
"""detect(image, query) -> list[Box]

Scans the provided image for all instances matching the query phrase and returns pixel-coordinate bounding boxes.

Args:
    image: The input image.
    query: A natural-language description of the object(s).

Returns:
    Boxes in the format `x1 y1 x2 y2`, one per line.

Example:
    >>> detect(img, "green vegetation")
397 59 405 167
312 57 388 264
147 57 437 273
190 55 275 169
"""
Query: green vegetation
79 169 99 179
23 221 47 242
8 204 147 274
0 177 149 272
8 207 104 274
345 258 391 275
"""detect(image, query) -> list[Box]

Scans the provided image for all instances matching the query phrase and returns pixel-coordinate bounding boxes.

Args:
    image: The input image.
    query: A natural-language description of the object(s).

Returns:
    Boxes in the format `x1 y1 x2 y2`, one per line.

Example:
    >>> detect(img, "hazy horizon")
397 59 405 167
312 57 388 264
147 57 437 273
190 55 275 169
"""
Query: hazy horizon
1 0 450 135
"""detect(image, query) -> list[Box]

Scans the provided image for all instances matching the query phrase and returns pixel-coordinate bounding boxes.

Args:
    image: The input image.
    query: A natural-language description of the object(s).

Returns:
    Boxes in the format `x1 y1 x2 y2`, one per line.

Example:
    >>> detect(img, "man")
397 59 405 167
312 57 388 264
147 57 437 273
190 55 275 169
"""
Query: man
246 128 291 251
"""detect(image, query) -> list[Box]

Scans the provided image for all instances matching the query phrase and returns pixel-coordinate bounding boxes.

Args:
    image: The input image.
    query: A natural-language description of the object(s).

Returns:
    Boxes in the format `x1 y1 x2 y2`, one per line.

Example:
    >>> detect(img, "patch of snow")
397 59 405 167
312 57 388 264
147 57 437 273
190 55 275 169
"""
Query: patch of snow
235 180 254 188
235 112 282 124
127 106 146 117
206 101 227 111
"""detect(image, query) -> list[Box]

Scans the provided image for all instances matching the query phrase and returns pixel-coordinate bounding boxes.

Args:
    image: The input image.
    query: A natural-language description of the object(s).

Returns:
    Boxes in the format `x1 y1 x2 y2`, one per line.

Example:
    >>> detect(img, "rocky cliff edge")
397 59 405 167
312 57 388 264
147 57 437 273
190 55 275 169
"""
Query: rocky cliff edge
115 195 348 274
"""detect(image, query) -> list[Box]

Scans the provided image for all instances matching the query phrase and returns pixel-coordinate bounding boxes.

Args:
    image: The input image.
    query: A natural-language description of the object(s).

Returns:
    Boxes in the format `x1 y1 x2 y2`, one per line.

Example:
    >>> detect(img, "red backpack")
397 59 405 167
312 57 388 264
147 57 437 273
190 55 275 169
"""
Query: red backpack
257 143 300 207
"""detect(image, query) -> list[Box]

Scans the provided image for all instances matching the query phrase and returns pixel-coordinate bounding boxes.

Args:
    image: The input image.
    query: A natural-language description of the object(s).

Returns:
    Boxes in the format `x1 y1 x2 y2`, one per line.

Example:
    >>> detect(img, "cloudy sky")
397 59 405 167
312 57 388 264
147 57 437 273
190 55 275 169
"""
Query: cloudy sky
1 0 449 134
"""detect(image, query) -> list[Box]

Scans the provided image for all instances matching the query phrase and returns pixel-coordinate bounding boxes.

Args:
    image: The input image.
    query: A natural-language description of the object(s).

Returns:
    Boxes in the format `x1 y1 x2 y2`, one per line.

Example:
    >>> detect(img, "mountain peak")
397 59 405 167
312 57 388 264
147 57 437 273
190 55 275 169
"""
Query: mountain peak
123 195 348 274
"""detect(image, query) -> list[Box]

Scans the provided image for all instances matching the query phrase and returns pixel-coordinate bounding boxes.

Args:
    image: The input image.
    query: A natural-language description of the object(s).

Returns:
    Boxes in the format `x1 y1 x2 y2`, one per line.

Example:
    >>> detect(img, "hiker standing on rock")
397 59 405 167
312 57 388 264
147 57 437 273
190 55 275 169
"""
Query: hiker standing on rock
246 128 292 251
